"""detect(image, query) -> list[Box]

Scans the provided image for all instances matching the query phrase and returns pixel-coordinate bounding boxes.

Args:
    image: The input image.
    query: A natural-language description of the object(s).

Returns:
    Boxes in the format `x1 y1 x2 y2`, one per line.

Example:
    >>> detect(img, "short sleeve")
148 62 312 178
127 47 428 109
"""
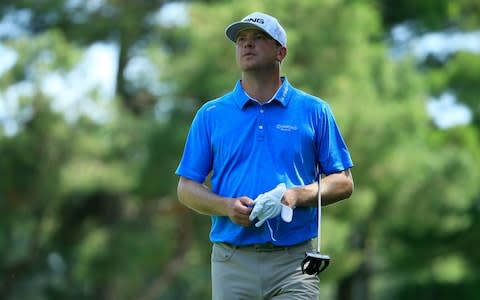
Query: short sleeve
175 107 213 183
316 104 353 175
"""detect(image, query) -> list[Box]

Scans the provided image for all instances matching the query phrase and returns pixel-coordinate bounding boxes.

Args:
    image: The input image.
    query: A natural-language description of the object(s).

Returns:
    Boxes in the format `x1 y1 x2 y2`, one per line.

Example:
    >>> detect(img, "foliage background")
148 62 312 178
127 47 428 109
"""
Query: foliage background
1 0 479 299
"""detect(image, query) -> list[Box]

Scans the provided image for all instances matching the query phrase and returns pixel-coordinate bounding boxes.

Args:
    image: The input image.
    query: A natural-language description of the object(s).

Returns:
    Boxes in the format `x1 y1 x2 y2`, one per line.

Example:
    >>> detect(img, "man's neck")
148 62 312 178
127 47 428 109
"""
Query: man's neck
241 71 282 104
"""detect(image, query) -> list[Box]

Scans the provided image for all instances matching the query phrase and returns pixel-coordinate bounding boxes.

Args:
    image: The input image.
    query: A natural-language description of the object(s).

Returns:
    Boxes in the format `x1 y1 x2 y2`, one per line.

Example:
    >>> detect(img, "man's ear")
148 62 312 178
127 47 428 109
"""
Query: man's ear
277 46 287 63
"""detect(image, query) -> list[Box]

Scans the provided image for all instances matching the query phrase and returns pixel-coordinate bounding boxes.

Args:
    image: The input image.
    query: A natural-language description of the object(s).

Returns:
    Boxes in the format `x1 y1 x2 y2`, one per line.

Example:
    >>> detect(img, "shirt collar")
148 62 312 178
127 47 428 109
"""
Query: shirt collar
233 76 291 109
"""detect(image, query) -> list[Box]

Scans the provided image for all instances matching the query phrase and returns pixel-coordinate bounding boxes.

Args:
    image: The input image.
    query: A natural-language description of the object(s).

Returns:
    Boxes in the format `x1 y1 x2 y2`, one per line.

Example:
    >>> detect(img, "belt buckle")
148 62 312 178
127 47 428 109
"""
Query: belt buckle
253 243 281 252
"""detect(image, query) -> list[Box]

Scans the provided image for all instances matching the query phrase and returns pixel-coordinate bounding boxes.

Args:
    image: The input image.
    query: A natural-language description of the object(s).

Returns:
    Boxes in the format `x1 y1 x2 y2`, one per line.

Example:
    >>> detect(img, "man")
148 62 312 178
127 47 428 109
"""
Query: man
176 11 354 300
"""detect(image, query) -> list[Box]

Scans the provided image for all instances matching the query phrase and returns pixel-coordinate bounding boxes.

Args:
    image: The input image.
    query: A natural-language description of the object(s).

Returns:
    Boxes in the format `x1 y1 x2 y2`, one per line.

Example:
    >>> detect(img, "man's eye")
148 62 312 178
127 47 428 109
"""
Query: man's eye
255 35 267 40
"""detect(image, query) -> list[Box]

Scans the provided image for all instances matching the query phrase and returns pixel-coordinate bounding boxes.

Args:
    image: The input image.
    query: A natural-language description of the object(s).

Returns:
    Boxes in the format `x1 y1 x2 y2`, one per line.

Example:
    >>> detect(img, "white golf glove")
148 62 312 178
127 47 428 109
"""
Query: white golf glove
249 183 293 227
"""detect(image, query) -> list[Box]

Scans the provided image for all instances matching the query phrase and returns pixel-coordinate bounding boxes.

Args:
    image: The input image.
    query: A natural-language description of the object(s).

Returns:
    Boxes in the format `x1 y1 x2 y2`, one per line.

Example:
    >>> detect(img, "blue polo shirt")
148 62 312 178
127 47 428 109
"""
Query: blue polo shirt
176 77 353 246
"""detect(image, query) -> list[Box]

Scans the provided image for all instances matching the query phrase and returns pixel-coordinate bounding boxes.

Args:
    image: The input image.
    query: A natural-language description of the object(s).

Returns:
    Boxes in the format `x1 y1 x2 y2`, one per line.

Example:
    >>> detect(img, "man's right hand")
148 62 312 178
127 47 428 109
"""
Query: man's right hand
226 196 254 227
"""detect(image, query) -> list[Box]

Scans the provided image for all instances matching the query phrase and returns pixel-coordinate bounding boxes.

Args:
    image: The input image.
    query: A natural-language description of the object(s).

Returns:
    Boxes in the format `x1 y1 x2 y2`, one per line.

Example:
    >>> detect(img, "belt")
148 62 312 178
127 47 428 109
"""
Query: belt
218 240 309 252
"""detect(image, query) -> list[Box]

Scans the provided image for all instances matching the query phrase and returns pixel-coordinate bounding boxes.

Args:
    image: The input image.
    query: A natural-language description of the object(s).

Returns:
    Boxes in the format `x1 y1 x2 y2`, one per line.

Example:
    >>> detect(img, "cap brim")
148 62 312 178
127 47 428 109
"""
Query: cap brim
225 22 266 43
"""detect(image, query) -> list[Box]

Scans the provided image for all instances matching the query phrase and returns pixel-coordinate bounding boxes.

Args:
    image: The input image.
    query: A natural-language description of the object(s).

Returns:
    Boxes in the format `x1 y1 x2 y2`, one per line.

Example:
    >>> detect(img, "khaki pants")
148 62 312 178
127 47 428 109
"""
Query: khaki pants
211 241 320 300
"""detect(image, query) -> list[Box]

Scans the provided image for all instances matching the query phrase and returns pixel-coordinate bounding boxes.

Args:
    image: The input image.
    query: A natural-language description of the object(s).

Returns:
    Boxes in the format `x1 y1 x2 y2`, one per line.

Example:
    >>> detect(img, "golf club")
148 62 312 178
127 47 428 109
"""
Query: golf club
301 176 330 275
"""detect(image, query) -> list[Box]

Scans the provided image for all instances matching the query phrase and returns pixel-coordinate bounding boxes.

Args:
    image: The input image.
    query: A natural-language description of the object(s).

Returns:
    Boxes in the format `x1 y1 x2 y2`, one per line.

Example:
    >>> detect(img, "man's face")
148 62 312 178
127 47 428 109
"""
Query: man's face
234 29 284 72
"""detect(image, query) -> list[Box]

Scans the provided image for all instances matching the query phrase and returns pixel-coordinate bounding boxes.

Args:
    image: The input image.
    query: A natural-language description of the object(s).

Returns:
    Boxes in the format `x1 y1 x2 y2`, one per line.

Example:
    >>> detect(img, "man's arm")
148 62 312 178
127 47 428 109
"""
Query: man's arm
282 169 354 208
177 176 254 227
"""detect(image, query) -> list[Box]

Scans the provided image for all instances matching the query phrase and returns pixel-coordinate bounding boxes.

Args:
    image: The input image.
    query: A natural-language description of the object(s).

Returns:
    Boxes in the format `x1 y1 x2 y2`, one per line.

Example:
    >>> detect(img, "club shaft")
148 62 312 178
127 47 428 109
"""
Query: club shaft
317 176 322 252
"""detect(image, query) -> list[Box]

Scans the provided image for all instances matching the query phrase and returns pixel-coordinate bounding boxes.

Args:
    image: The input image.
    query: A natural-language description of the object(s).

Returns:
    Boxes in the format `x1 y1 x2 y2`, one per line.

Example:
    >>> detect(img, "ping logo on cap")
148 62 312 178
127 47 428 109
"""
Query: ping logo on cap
244 18 264 24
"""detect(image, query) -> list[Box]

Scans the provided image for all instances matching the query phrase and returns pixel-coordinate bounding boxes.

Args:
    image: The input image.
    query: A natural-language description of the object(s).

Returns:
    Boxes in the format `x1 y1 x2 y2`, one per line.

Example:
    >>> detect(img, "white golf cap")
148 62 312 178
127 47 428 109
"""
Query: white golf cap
225 12 287 47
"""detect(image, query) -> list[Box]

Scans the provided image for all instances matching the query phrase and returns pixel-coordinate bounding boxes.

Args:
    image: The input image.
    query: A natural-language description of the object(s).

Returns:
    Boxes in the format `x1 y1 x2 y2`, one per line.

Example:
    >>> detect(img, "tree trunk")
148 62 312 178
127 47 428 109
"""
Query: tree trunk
337 261 370 300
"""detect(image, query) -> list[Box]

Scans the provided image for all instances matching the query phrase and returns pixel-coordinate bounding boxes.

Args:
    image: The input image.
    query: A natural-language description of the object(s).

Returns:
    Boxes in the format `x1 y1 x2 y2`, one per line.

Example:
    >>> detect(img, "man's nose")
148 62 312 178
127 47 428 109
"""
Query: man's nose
243 37 255 47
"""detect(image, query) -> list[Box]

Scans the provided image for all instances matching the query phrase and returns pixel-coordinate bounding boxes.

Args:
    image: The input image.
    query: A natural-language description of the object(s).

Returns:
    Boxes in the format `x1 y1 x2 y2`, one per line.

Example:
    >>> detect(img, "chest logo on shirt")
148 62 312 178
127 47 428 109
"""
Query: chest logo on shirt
276 124 298 132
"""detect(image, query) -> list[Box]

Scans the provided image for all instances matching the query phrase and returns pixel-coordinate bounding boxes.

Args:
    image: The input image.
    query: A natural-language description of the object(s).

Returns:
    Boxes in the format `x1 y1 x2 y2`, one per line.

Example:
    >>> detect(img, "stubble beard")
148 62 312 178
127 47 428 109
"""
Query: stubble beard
239 58 277 73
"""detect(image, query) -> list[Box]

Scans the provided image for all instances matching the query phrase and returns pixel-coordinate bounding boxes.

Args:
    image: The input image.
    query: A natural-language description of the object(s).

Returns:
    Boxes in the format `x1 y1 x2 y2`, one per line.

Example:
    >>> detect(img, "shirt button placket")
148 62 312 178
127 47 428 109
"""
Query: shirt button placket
257 106 265 141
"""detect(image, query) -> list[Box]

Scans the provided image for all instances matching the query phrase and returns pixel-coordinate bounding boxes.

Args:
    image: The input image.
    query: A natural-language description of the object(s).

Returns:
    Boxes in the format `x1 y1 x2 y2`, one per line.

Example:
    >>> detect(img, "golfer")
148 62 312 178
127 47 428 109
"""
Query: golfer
176 12 354 299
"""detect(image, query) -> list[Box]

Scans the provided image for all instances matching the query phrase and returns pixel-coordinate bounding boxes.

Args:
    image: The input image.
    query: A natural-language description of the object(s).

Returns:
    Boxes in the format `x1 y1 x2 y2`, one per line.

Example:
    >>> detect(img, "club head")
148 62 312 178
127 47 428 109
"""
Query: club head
301 251 330 275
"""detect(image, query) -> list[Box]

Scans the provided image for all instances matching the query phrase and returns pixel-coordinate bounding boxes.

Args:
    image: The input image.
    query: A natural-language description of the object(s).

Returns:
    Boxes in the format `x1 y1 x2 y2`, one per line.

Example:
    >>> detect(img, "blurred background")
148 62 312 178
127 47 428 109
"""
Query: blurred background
1 0 479 299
